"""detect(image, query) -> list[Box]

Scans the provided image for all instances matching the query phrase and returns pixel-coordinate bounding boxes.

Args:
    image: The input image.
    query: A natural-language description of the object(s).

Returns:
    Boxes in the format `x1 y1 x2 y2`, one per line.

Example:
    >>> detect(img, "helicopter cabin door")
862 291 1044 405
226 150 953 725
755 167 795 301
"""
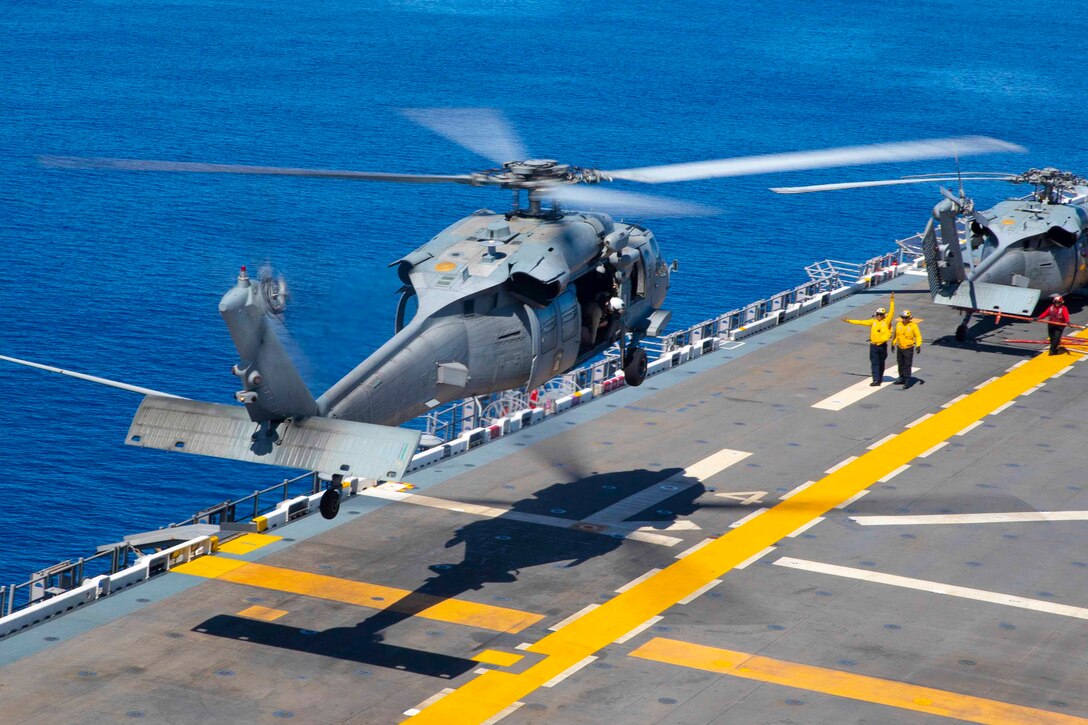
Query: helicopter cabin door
528 288 579 387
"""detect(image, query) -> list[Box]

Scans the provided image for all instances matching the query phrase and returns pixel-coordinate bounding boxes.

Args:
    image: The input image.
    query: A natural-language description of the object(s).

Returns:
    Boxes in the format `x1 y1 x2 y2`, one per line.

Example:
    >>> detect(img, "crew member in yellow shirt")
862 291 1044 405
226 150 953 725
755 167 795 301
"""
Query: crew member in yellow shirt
842 293 894 386
892 309 922 388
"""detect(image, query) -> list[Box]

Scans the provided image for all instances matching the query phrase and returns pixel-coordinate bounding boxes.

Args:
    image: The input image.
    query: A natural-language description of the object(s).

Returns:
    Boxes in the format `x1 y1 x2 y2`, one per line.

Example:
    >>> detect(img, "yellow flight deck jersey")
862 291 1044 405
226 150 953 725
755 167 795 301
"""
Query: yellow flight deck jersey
845 298 895 344
894 320 922 349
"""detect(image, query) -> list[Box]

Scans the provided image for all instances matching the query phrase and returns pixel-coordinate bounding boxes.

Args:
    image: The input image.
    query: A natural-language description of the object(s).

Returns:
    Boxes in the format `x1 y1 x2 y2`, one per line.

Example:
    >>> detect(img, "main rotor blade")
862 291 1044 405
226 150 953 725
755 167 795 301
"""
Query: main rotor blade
770 176 1017 194
606 136 1026 184
39 156 476 185
541 185 719 218
401 108 528 166
0 353 184 398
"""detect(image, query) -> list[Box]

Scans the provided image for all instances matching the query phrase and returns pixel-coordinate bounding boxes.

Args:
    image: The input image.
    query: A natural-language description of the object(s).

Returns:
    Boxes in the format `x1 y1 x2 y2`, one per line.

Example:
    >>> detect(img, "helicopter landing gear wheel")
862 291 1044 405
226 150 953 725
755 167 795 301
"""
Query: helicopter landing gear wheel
623 347 648 386
955 323 968 342
319 486 341 520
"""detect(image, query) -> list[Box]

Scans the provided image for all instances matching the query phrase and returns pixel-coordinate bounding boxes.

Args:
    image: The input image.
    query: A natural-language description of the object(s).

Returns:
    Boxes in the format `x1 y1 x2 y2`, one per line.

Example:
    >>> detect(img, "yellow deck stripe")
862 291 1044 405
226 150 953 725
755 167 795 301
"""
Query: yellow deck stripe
216 533 282 555
175 560 543 634
631 637 1087 724
413 340 1085 723
472 650 524 668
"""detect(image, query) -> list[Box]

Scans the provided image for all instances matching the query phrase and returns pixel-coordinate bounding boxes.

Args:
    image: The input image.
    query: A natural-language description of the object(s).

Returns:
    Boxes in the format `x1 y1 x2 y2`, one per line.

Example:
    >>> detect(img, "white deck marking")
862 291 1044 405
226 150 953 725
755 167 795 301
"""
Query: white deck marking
548 604 601 631
775 557 1088 620
955 420 983 436
1022 383 1044 396
678 579 723 605
825 457 858 474
941 394 968 408
729 508 768 528
1052 366 1072 378
481 702 525 725
780 480 816 500
974 376 999 389
616 569 662 593
905 413 933 428
614 616 663 644
735 545 776 569
404 688 456 716
852 511 1088 526
542 656 597 687
1007 359 1029 372
713 490 767 505
918 441 947 458
867 433 897 450
836 490 869 509
786 517 824 538
631 520 701 532
379 447 750 548
812 368 920 411
989 400 1016 415
878 464 910 483
582 448 751 525
675 538 714 559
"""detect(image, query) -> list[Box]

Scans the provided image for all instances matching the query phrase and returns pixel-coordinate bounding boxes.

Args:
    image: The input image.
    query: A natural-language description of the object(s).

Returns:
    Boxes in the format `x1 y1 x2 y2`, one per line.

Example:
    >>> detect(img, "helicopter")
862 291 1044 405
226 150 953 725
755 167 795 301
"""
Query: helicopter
772 167 1088 341
11 110 1024 519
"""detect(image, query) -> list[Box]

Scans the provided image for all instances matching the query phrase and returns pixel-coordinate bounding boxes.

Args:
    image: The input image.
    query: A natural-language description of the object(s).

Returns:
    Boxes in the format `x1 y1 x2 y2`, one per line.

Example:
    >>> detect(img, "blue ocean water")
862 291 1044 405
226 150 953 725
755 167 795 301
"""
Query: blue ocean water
0 0 1084 587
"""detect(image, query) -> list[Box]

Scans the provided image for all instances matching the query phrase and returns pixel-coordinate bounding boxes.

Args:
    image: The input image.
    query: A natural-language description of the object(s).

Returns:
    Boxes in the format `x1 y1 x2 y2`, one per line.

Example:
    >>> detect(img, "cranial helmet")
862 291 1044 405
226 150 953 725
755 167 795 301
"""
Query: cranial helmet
901 310 912 318
875 307 887 315
1054 295 1064 303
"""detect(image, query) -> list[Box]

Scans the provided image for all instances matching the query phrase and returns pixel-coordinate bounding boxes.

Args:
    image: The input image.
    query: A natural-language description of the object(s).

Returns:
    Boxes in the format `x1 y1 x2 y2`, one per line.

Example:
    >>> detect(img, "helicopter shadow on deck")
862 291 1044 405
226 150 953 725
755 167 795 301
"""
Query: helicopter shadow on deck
191 467 706 678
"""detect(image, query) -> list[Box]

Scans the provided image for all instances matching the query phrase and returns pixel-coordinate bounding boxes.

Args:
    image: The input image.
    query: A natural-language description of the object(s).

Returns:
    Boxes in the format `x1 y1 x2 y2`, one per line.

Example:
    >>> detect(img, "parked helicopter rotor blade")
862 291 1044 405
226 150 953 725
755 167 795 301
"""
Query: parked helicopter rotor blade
769 176 1016 194
541 184 719 218
606 137 1025 184
401 107 529 167
39 156 477 185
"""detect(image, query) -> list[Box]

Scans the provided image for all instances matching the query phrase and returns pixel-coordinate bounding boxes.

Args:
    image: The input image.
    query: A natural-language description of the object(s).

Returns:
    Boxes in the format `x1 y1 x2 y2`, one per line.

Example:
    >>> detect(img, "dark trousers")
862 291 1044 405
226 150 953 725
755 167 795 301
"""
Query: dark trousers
896 346 915 384
869 343 888 383
1047 324 1065 354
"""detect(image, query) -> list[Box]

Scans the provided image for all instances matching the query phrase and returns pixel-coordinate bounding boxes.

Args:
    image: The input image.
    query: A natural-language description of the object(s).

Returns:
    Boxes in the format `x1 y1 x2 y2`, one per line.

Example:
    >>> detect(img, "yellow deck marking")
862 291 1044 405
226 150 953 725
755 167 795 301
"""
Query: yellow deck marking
472 650 524 668
216 533 282 555
413 338 1085 724
176 560 542 633
630 637 1087 725
237 605 288 622
173 556 249 578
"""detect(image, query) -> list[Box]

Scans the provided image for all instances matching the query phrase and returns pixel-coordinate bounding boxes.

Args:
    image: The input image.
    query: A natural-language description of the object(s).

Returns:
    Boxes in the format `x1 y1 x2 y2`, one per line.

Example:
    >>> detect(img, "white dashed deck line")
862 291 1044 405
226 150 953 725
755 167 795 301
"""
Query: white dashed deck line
787 517 825 538
730 508 769 528
678 579 723 605
736 546 776 569
905 413 934 428
1007 359 1029 372
812 374 902 411
675 538 714 559
1052 366 1072 378
548 603 600 631
542 656 597 687
990 401 1016 415
918 441 948 458
404 688 455 717
974 376 999 389
867 434 898 450
836 490 870 509
942 394 968 408
1022 383 1045 396
481 702 526 725
616 569 662 593
780 481 816 500
825 457 858 474
614 616 663 644
956 420 983 436
878 464 910 483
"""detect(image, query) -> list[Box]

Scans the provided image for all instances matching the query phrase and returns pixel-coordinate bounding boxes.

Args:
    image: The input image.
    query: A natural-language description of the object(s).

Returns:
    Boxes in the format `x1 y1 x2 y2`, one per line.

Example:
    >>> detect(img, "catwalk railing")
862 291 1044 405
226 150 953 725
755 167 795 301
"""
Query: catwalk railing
0 247 908 626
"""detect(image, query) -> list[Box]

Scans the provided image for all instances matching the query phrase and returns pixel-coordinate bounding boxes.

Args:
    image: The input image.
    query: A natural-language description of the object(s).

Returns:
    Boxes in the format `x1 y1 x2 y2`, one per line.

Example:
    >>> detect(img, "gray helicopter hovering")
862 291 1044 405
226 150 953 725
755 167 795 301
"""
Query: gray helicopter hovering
13 110 1023 518
773 167 1088 341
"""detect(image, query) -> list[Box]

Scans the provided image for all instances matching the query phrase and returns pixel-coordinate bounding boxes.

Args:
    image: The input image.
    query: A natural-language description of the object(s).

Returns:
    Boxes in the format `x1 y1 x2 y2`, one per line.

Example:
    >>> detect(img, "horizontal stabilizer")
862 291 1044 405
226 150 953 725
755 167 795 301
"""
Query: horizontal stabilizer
126 396 421 480
934 282 1041 315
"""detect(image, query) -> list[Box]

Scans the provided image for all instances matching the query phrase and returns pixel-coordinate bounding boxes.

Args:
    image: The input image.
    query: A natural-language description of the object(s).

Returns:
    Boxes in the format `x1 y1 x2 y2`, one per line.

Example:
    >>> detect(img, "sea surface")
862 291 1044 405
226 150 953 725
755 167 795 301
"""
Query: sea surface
1 0 1085 588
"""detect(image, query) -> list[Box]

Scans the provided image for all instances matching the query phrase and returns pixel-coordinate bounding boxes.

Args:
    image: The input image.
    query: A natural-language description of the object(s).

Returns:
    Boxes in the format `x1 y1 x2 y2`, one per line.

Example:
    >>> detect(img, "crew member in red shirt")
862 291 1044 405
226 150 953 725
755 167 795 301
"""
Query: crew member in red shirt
1038 295 1070 355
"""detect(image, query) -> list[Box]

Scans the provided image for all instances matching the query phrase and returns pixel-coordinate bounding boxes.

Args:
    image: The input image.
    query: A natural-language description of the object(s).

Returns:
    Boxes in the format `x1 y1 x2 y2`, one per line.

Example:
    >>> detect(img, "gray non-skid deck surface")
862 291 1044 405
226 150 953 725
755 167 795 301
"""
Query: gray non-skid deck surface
2 281 1087 724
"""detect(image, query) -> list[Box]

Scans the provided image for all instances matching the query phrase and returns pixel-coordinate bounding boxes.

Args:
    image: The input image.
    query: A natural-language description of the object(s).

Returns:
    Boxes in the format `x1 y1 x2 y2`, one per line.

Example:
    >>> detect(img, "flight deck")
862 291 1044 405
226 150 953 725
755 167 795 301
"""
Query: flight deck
2 274 1087 724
